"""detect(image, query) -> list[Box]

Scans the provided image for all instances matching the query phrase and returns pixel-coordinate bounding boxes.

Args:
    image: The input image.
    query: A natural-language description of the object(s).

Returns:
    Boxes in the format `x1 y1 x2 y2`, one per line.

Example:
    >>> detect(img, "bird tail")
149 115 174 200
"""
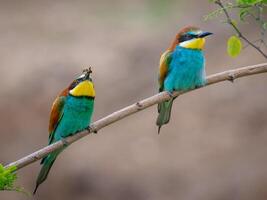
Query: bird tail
33 149 62 194
156 98 174 134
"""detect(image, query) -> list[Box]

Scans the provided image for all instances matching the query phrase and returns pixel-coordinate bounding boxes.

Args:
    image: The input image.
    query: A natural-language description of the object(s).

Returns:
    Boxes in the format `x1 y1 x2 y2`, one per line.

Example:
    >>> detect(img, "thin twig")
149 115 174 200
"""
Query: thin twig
4 63 267 170
247 4 267 48
256 4 267 48
214 0 267 59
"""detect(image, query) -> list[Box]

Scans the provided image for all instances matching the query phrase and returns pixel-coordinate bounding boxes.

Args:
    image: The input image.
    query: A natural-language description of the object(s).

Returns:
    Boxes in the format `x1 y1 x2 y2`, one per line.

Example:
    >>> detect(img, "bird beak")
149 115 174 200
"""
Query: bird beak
82 67 93 80
198 32 213 38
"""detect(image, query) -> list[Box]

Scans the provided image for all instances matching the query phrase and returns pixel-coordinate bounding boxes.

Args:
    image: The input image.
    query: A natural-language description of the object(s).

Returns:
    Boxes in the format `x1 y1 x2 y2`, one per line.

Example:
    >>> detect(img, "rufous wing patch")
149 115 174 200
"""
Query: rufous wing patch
48 90 67 136
159 50 172 91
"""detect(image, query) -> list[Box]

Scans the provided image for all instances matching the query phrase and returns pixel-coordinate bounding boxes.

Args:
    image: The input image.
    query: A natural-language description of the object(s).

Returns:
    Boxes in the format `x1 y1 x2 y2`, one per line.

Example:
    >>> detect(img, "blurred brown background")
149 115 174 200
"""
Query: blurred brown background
0 0 267 199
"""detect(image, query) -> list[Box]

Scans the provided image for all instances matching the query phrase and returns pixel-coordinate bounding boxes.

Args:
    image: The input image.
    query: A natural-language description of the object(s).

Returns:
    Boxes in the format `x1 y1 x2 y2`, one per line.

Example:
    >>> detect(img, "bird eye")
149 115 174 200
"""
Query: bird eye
179 34 196 43
69 80 79 90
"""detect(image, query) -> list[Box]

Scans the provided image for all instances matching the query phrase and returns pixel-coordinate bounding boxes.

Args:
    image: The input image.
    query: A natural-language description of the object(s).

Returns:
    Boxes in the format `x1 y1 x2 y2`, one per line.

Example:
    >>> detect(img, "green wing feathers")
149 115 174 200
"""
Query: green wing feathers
157 50 173 133
33 149 63 194
157 98 174 134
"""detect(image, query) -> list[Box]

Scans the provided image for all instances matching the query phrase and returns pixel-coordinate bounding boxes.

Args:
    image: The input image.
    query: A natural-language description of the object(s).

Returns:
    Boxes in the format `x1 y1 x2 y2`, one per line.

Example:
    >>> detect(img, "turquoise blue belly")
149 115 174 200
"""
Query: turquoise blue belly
164 46 206 92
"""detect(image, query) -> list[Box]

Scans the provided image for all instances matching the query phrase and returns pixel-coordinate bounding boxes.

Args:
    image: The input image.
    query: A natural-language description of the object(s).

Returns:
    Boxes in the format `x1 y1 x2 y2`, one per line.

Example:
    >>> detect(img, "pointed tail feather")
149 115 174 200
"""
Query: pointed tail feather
156 98 174 134
33 150 62 194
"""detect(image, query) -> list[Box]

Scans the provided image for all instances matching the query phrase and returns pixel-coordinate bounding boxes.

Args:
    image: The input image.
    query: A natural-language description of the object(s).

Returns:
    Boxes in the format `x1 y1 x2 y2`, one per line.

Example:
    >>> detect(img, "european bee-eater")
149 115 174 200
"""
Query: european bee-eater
157 26 212 133
34 68 95 194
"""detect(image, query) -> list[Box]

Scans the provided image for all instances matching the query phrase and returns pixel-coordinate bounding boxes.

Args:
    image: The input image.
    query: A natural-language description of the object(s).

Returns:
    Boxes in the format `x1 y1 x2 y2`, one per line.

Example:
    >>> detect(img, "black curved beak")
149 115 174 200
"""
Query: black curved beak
198 32 213 38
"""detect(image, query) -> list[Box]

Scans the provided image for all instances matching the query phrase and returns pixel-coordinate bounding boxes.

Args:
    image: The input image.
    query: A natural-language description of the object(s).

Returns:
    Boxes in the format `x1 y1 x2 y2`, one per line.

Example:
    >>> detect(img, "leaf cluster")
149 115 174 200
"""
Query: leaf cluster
206 0 267 58
0 164 17 191
0 164 29 195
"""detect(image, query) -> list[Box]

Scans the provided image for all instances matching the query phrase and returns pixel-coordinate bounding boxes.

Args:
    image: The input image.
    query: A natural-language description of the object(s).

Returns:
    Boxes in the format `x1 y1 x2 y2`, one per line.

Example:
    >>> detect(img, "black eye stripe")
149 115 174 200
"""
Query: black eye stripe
69 78 83 89
69 77 93 90
69 80 78 90
179 34 198 43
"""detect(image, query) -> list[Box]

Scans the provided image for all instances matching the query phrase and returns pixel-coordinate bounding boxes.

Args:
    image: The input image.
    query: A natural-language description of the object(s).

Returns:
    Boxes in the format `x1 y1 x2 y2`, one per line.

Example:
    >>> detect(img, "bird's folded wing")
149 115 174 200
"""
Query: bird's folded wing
158 50 172 92
48 89 68 144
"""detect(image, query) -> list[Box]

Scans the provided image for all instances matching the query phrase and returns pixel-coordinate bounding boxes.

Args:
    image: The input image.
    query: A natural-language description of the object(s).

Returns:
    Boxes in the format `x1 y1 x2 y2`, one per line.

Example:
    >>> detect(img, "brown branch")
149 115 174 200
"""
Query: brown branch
4 62 267 170
214 0 267 59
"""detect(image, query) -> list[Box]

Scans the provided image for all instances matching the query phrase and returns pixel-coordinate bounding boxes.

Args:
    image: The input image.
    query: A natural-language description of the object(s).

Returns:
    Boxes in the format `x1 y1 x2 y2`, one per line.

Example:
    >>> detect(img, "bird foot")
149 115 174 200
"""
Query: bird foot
194 84 203 89
86 126 98 134
61 138 69 147
166 91 175 98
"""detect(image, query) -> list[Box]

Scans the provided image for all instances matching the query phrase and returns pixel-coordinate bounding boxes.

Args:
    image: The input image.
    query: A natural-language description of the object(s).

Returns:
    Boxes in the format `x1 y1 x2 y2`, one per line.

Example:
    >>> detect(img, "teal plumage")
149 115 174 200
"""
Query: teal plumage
53 96 94 140
34 69 95 194
157 26 212 133
164 46 206 92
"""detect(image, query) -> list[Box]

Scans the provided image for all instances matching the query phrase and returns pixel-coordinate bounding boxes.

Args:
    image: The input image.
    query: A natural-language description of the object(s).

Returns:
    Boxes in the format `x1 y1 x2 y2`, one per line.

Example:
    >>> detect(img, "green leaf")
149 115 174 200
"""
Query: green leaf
237 0 262 5
263 22 267 30
227 36 243 57
239 8 250 21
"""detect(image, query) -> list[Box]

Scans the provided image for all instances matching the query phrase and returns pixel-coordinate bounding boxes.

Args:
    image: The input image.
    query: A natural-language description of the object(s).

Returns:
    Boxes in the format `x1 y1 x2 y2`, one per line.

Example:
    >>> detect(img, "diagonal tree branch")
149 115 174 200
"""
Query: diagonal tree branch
4 62 267 170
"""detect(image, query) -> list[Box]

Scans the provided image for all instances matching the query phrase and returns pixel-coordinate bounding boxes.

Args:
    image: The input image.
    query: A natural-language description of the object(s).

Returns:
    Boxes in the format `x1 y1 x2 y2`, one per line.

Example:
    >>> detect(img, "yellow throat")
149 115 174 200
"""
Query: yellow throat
179 38 205 50
70 80 95 97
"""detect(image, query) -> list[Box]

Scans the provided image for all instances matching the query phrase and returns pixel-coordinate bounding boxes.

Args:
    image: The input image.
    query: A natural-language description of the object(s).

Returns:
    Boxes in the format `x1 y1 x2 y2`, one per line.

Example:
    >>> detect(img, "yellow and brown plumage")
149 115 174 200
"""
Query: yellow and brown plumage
34 69 95 194
157 26 212 133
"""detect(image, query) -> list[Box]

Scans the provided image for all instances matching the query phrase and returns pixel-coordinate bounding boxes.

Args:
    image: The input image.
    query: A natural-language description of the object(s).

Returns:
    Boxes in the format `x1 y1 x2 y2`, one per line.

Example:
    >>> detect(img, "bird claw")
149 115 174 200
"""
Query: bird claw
166 91 175 98
61 138 68 147
87 126 98 134
195 84 203 89
86 126 93 132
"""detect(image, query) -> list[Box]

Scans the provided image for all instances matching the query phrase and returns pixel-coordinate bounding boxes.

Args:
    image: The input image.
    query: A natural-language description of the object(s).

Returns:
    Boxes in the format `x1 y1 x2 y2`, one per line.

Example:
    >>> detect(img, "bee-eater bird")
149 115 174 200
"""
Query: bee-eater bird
157 26 212 133
33 68 95 194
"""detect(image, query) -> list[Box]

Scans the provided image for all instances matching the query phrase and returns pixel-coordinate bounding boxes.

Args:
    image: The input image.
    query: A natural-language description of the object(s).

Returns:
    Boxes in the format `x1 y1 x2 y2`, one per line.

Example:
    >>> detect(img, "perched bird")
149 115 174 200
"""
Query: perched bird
34 68 95 194
157 26 212 133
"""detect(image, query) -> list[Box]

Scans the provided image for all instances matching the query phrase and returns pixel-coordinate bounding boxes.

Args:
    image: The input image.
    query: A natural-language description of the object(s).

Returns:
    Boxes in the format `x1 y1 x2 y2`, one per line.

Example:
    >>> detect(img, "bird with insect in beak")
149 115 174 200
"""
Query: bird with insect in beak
34 68 95 194
157 26 212 133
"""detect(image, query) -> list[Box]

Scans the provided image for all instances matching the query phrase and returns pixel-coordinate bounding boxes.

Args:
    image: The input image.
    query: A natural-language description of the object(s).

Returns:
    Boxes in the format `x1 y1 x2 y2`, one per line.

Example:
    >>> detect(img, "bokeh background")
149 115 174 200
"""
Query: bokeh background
0 0 267 199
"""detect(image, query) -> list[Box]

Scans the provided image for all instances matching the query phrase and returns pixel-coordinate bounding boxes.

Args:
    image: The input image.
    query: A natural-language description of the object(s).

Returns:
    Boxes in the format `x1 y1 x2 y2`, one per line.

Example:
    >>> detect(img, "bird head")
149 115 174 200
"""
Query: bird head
169 26 213 50
68 67 95 98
